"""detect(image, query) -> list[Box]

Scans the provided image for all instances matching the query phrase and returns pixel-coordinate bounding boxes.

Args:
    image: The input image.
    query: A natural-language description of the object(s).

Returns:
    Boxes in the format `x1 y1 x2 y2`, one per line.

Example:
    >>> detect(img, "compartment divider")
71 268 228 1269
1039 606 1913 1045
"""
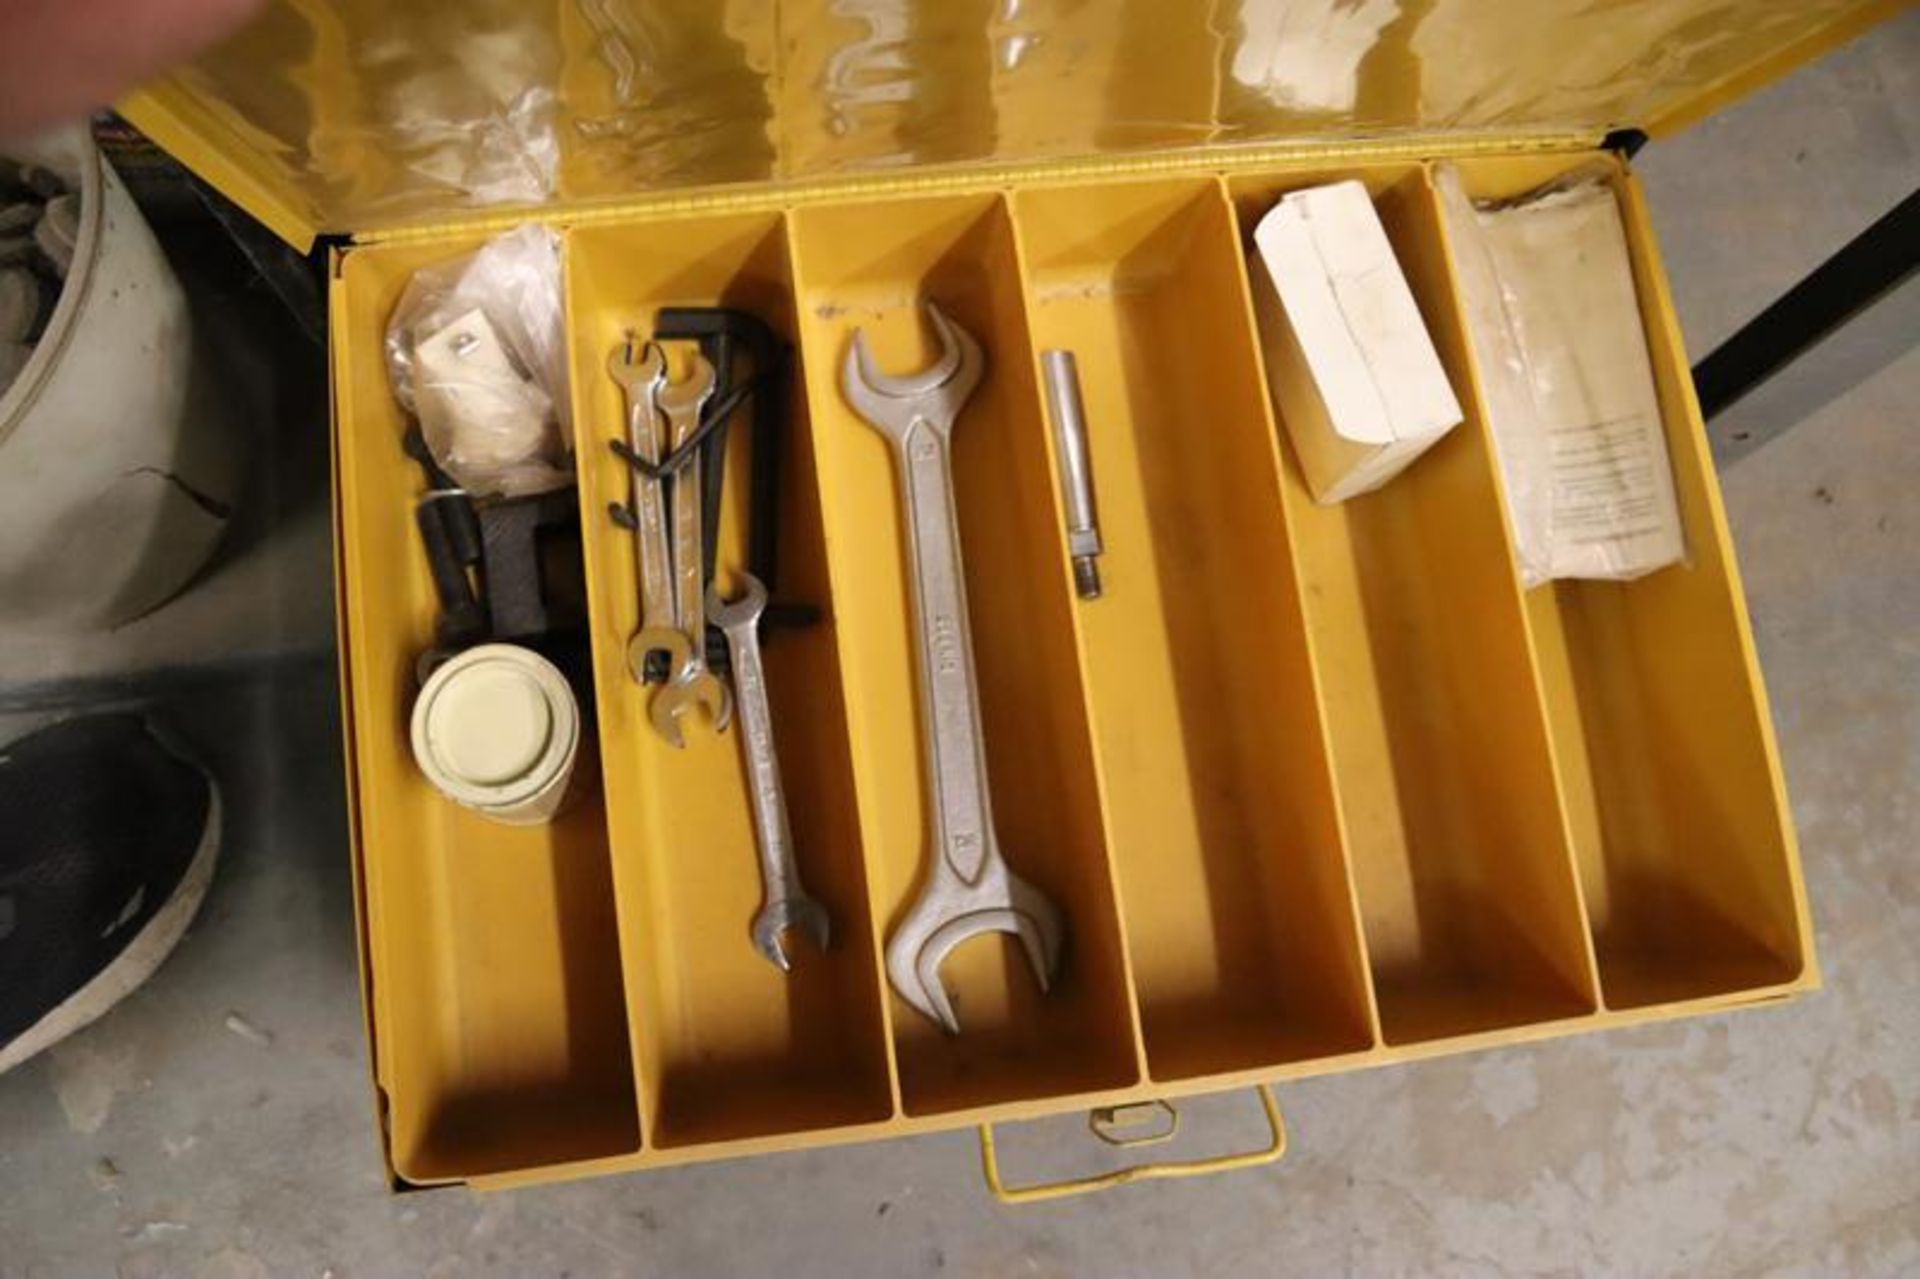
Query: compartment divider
1400 163 1608 1010
560 225 663 1149
1210 180 1391 1060
788 190 1143 1116
1007 175 1379 1082
334 234 642 1183
565 212 896 1149
1000 197 1156 1090
777 208 910 1120
1421 156 1809 1010
1225 166 1602 1046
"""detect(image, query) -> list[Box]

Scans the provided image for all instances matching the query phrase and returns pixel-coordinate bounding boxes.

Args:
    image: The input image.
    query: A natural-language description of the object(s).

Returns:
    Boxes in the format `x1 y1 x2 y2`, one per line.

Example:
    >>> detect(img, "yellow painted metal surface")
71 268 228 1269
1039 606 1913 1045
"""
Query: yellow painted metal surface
564 213 896 1146
980 1087 1289 1204
121 0 1895 243
1439 154 1814 1010
1010 176 1376 1076
333 240 641 1183
321 144 1815 1190
126 0 1865 1197
787 190 1146 1114
1226 162 1606 1047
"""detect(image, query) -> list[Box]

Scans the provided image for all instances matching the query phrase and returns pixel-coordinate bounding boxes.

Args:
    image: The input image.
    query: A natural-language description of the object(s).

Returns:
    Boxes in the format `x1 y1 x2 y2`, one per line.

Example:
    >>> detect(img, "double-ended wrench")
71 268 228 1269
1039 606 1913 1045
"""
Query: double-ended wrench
842 302 1064 1034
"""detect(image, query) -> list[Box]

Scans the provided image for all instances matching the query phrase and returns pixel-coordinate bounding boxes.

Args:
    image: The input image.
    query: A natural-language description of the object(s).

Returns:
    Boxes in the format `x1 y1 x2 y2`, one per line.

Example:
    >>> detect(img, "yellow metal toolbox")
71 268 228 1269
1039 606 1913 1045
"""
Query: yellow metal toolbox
120 0 1899 1198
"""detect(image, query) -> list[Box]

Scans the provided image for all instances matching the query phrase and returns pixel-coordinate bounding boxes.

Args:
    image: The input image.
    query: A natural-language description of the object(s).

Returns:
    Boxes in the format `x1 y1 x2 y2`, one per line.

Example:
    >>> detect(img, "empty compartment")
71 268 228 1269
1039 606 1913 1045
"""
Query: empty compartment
1436 155 1808 1009
565 211 894 1146
1228 167 1601 1045
333 238 639 1180
1010 178 1376 1080
790 193 1141 1114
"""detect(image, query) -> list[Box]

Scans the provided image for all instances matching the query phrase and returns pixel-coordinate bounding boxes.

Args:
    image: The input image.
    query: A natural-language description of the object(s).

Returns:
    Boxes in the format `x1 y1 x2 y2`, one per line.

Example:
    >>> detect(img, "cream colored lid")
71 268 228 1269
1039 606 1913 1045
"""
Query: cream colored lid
410 644 578 810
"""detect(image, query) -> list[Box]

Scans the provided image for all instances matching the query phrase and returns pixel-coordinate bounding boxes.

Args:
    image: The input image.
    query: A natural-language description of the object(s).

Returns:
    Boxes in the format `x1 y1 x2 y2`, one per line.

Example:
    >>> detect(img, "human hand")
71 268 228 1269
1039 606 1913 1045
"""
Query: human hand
0 0 265 138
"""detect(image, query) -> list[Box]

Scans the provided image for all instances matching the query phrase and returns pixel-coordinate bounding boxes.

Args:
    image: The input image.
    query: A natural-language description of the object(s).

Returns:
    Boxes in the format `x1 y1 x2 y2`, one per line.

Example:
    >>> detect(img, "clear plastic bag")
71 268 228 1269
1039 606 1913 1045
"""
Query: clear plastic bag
385 224 571 499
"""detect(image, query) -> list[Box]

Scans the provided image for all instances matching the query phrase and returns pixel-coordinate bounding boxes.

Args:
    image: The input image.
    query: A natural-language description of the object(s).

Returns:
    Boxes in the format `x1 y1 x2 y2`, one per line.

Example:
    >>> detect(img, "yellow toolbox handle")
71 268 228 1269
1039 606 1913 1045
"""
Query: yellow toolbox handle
978 1085 1287 1205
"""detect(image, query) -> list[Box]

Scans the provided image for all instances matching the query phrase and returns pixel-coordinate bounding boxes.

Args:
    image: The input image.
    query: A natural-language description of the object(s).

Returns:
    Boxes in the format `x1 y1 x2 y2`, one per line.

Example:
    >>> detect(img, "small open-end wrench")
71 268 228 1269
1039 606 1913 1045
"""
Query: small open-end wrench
609 338 694 687
843 302 1064 1034
651 351 732 747
708 572 832 970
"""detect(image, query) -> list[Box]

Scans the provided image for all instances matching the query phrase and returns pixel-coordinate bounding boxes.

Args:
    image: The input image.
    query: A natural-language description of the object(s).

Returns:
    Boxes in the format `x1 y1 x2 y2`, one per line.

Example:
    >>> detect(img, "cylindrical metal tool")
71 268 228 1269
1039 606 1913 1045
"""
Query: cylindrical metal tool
1041 349 1104 599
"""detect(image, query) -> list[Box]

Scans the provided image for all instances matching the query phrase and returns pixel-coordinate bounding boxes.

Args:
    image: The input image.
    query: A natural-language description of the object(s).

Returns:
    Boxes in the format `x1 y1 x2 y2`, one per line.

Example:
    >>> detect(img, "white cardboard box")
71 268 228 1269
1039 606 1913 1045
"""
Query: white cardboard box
1249 180 1462 504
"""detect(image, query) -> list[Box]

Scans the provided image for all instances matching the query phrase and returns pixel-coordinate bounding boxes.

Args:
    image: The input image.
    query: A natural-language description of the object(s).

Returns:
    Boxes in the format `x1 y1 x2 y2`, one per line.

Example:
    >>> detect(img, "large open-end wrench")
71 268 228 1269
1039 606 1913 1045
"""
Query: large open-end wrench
651 351 732 747
609 338 695 688
843 302 1064 1034
709 572 832 971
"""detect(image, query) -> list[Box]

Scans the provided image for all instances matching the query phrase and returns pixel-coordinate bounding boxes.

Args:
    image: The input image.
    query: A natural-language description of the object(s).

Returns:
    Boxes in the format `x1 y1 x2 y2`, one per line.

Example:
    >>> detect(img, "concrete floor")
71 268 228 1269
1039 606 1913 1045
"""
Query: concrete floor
3 16 1917 1276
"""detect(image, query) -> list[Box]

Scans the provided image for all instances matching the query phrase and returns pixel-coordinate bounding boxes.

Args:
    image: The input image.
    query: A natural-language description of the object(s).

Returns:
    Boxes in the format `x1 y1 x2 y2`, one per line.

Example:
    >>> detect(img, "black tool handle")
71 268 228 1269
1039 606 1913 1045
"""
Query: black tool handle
405 427 488 648
415 501 487 646
440 493 483 567
404 429 483 567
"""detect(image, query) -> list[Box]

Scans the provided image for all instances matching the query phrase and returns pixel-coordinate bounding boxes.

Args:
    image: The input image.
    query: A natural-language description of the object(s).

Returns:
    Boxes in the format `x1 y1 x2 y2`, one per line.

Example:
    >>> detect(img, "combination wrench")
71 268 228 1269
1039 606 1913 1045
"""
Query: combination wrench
609 338 695 686
842 302 1064 1033
650 351 732 746
708 572 832 970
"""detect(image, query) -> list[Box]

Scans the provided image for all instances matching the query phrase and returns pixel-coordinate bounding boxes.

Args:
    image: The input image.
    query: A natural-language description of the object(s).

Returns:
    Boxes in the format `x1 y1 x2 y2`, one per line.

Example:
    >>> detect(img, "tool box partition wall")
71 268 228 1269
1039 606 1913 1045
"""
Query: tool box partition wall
126 0 1886 1195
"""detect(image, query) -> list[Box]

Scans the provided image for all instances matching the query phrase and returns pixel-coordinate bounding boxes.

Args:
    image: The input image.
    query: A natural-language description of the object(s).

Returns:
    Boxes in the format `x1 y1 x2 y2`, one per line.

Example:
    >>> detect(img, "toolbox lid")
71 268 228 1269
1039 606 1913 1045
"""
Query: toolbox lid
118 0 1901 251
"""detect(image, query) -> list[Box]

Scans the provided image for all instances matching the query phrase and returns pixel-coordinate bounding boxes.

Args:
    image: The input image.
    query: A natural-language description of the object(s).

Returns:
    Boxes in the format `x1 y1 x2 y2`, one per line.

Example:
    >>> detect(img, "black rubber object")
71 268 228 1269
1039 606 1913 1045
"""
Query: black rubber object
0 715 212 1048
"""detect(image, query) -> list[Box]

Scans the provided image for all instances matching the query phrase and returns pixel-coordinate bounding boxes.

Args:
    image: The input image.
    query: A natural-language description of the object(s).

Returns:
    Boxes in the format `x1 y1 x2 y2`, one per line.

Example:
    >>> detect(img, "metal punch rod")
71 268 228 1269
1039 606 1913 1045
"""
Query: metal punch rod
1041 350 1104 600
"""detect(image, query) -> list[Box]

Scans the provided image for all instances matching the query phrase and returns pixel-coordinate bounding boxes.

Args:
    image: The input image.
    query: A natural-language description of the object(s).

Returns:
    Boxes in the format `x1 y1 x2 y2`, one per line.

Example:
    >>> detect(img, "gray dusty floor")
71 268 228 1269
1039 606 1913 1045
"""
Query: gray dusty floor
2 16 1917 1277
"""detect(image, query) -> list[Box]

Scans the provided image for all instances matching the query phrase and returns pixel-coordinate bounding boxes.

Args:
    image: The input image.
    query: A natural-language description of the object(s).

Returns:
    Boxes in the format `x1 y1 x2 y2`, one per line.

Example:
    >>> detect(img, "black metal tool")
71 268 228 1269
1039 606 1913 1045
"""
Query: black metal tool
481 488 585 643
1693 186 1918 456
606 374 761 483
408 426 592 684
654 307 789 594
607 308 808 683
637 600 824 682
403 429 487 657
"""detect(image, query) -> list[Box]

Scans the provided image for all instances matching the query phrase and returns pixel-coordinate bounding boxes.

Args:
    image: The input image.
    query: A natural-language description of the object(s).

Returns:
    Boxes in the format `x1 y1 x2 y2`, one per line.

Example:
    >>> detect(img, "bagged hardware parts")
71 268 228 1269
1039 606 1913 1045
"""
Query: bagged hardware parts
385 224 572 499
1437 163 1685 585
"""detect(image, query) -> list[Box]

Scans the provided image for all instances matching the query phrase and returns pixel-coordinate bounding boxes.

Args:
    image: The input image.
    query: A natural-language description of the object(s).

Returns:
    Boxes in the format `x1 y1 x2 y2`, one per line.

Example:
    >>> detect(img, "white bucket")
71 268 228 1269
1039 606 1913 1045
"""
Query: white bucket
410 644 583 826
0 127 241 630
